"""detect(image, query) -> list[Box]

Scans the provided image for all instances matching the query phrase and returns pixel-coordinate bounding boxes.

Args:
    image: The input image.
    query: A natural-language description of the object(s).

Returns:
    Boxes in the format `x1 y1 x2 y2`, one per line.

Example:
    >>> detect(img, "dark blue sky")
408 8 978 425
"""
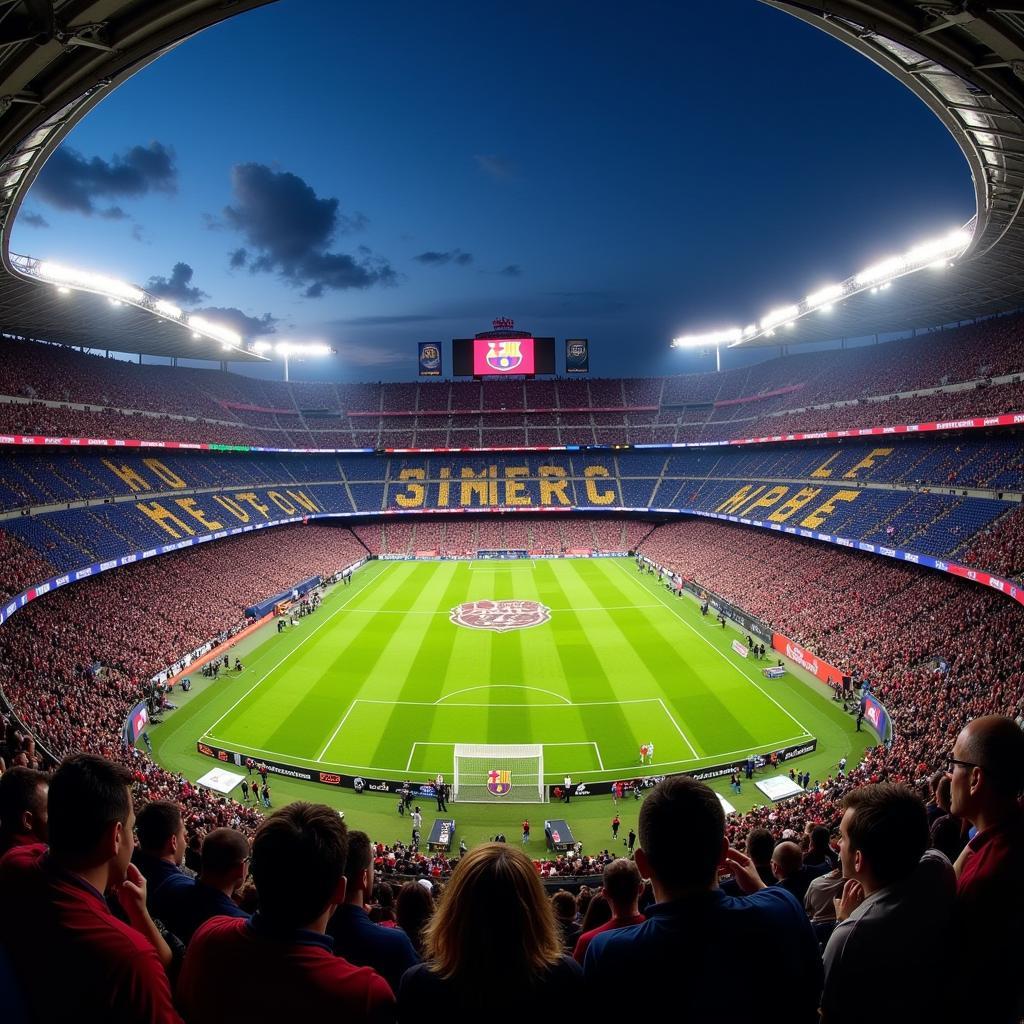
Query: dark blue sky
12 0 973 380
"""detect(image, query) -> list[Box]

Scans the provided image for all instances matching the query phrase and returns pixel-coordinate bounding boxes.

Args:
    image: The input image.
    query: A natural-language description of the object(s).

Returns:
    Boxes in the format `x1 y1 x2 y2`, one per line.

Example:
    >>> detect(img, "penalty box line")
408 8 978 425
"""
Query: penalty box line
405 740 605 772
614 560 812 738
202 562 391 744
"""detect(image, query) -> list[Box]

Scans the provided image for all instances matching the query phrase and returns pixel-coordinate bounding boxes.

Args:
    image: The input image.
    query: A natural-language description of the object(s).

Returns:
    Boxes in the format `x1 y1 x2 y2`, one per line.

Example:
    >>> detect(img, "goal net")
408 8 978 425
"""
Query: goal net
452 743 546 803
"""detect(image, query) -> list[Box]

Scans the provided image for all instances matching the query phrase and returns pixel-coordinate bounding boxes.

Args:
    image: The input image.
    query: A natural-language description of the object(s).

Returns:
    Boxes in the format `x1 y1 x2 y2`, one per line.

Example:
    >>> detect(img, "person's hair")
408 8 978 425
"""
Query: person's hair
47 753 132 862
423 843 562 993
576 887 592 918
344 830 372 889
134 801 183 853
602 857 642 908
369 880 395 923
745 827 775 865
0 766 48 835
809 825 831 854
579 891 612 932
962 715 1024 798
842 783 928 886
200 828 249 876
934 774 952 812
249 802 348 928
639 775 724 889
550 889 576 921
396 879 434 955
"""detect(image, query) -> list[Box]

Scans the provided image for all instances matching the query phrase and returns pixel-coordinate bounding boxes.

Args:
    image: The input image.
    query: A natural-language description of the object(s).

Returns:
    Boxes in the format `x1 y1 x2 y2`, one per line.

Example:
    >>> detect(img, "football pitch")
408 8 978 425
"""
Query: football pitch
190 557 817 783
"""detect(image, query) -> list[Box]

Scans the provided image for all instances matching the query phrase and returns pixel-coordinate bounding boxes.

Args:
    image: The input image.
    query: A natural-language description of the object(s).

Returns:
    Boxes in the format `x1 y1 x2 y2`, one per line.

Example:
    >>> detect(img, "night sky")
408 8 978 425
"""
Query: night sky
10 0 974 381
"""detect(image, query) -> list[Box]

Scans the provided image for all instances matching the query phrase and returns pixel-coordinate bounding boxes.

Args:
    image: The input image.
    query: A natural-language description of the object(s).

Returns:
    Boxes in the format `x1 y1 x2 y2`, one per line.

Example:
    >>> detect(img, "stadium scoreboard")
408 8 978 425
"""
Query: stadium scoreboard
452 336 556 377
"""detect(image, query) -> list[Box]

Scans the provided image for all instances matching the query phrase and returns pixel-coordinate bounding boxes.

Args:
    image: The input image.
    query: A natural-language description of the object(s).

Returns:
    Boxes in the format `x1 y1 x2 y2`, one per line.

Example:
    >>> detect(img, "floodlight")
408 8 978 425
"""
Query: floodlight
760 305 799 330
805 284 843 308
672 327 741 348
154 299 182 319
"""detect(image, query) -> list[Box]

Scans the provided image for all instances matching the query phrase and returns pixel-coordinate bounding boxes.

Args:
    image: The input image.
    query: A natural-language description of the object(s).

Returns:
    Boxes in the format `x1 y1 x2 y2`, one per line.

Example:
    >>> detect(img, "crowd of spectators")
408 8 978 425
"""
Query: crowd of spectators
2 313 1023 450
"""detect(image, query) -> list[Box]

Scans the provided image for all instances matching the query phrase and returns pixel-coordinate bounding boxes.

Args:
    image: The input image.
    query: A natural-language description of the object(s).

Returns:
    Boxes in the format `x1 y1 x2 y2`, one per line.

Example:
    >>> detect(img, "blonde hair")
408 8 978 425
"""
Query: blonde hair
423 843 562 989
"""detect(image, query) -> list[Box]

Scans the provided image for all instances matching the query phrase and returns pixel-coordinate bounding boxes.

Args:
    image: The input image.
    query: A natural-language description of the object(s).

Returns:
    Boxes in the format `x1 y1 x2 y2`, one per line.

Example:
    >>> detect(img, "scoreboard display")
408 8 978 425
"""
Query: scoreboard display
453 337 555 377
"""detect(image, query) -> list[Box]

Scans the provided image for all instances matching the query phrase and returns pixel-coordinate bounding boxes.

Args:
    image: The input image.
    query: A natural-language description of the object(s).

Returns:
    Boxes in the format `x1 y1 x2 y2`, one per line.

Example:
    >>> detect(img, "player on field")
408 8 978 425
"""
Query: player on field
647 742 654 765
639 744 648 765
521 819 530 844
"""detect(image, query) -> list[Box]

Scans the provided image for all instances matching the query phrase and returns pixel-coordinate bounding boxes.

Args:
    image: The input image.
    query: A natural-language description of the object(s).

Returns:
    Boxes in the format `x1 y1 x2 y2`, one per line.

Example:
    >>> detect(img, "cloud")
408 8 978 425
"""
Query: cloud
330 339 408 367
223 163 391 297
474 154 517 181
20 211 48 228
193 305 278 339
413 248 473 266
33 141 176 215
229 247 248 269
332 313 449 327
146 262 208 305
500 263 522 277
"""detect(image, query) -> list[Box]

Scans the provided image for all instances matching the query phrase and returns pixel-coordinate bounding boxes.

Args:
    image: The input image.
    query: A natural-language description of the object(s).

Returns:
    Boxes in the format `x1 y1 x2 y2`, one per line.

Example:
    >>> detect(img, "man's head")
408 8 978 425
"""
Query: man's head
601 856 643 915
199 827 249 892
0 766 49 845
838 784 928 892
344 830 373 902
47 753 134 882
949 715 1024 825
636 776 725 898
745 828 775 867
250 802 348 930
134 800 186 865
550 889 576 923
770 841 803 882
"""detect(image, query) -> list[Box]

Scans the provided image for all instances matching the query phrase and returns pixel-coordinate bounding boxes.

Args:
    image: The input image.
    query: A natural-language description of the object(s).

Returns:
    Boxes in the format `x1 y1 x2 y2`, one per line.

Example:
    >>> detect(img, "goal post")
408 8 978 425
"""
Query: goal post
452 743 546 803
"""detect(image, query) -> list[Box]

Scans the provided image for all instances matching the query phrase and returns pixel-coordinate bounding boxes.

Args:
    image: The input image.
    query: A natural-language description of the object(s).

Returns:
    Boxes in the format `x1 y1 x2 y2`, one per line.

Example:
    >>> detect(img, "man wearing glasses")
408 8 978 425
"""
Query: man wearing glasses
948 715 1024 1024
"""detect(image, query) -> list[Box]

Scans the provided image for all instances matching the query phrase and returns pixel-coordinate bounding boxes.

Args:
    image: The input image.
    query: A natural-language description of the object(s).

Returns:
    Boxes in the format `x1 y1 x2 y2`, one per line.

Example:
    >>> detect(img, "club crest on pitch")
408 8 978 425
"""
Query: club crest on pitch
487 768 512 796
450 599 551 632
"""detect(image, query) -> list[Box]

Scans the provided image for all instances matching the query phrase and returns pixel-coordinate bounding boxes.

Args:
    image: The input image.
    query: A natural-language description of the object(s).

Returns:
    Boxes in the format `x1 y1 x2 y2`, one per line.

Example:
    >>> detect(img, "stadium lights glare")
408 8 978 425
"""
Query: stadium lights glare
275 341 332 357
671 328 742 348
154 299 183 319
38 262 144 304
805 283 844 309
187 316 241 348
760 305 799 331
252 340 273 354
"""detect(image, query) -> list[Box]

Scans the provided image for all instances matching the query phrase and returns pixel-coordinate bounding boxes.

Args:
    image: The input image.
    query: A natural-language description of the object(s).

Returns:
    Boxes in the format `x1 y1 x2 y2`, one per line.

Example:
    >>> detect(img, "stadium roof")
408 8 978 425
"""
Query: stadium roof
694 2 1024 347
0 0 277 362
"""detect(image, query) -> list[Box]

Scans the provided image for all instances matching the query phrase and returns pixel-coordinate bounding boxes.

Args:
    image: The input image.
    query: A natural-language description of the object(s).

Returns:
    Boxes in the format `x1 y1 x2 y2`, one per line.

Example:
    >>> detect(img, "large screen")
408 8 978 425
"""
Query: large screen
453 337 555 376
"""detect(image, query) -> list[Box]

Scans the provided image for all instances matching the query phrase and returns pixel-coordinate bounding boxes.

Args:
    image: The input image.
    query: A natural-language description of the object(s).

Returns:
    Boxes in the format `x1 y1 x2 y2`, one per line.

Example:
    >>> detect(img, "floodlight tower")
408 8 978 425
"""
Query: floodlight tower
671 328 742 372
253 340 333 381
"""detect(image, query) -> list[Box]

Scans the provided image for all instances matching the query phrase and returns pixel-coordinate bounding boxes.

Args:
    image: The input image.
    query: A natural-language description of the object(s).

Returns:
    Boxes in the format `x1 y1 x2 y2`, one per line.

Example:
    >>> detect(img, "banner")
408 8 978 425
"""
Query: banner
565 338 589 374
772 631 844 686
731 639 749 658
123 701 150 745
418 342 442 376
862 694 893 745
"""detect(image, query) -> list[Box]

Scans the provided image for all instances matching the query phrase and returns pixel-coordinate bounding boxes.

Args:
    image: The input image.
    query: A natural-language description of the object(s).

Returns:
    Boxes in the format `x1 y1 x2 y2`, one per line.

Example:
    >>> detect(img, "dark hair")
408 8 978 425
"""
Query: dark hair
579 892 612 932
809 825 831 853
745 827 775 865
602 857 641 908
396 880 435 957
550 889 576 921
344 830 373 889
639 775 724 889
134 800 183 853
842 783 928 886
47 753 132 862
200 827 249 876
250 802 348 928
0 766 48 835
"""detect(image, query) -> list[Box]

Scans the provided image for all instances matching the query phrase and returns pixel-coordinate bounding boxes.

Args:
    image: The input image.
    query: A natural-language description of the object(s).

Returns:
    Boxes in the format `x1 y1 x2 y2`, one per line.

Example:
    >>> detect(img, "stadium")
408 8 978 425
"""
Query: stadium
0 1 1021 1022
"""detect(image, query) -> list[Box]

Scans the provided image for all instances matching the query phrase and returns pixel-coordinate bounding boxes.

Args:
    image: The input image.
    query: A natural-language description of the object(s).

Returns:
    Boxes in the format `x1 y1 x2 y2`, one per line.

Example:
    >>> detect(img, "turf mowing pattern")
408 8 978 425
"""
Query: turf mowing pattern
192 558 817 784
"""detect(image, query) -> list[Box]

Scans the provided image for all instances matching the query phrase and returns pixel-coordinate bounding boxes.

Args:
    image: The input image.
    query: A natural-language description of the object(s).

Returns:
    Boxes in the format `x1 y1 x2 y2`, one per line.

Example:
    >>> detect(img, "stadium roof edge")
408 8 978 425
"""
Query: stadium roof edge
0 0 279 362
694 2 1024 347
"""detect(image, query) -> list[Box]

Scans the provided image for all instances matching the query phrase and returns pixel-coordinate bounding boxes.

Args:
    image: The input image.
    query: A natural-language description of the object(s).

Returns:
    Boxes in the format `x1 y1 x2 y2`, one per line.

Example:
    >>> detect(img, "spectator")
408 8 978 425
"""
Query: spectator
803 865 845 948
0 766 48 857
162 827 250 944
720 826 775 895
803 824 838 870
395 879 434 959
550 889 581 952
177 802 394 1023
928 775 967 864
398 843 582 1019
0 753 180 1022
584 776 821 1022
822 784 956 1024
949 715 1024 1023
327 830 419 995
132 800 192 921
771 840 829 904
572 856 645 963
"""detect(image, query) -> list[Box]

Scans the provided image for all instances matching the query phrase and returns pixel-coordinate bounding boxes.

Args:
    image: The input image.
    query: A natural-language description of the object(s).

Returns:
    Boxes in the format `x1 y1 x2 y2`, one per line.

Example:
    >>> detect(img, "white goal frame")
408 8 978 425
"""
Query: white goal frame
453 743 546 803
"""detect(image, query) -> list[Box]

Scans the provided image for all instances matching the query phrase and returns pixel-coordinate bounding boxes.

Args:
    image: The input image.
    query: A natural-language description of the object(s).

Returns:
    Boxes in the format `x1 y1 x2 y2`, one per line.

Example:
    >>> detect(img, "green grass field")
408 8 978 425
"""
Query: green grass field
150 557 871 850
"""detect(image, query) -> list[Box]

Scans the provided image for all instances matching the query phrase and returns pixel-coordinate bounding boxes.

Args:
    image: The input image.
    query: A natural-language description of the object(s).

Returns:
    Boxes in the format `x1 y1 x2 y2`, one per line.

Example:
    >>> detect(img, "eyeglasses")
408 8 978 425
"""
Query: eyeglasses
946 757 980 773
